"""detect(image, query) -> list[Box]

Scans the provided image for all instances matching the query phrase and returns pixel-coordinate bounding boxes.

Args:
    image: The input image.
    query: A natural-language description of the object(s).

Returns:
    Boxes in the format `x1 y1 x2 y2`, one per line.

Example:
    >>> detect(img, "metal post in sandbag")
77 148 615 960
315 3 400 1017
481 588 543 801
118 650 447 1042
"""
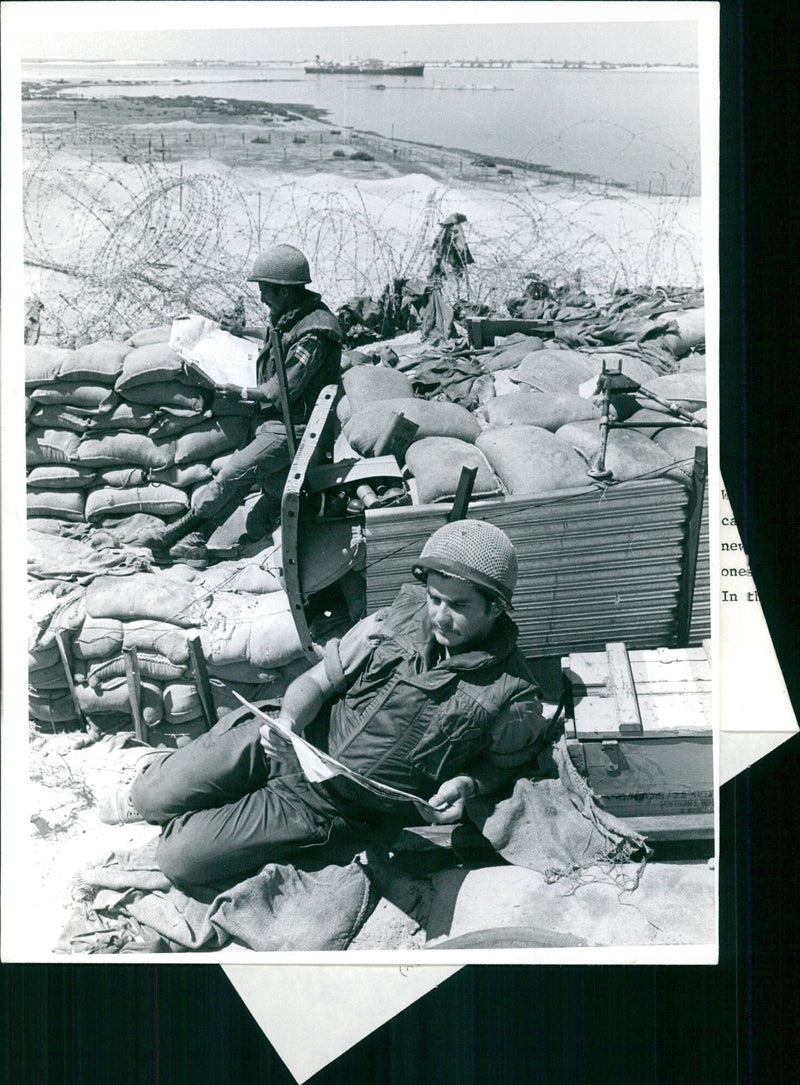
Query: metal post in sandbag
123 646 147 745
448 466 478 523
187 636 216 732
268 324 297 459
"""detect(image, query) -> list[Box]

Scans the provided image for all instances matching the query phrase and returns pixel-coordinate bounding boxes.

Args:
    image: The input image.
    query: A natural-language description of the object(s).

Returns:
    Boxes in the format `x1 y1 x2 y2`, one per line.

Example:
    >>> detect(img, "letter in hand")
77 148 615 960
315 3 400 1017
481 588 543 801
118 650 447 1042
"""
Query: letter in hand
415 775 475 825
259 715 299 767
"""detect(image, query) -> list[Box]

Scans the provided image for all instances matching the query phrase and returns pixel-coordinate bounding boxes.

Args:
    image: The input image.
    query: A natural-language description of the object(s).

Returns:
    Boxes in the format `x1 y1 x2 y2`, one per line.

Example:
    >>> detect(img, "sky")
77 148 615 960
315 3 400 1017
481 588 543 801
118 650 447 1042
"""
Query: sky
15 2 701 65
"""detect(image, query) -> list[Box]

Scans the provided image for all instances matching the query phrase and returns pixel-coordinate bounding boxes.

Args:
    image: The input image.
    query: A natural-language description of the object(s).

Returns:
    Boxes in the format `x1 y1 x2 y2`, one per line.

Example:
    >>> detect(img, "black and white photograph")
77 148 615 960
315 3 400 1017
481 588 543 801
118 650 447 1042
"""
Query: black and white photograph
2 1 718 965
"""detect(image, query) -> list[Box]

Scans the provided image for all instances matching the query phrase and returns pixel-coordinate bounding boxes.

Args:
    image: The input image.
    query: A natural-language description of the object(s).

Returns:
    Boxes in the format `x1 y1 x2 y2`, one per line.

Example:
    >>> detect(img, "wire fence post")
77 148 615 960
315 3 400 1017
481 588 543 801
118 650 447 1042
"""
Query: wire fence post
179 163 183 213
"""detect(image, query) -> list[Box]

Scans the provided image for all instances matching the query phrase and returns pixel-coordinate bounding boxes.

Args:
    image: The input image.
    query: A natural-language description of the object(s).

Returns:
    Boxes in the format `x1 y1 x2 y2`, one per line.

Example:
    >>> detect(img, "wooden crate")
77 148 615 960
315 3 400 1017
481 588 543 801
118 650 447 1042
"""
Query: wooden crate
562 641 713 838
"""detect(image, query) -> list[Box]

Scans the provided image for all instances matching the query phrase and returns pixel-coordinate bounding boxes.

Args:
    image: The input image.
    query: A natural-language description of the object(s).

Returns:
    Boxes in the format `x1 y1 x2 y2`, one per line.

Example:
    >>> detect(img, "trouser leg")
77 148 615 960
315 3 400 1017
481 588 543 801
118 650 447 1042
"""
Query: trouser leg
129 711 359 892
130 715 269 825
154 772 351 891
191 420 293 526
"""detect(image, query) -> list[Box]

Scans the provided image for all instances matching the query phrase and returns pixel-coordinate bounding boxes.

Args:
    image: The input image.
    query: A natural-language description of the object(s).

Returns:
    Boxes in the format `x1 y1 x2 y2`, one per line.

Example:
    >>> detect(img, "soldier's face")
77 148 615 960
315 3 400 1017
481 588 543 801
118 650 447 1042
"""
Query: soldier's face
259 281 285 314
425 572 500 651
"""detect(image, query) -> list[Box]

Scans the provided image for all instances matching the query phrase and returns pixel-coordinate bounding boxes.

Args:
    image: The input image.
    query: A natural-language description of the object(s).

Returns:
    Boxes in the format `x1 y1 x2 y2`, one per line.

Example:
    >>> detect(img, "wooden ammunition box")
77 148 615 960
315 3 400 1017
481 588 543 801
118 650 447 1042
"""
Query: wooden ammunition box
562 641 713 841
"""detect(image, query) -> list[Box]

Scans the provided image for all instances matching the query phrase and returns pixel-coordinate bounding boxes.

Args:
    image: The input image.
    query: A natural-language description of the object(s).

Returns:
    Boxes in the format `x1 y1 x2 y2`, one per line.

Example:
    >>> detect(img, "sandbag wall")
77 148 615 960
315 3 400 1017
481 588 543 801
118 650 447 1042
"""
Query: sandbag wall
28 559 312 743
337 331 708 505
337 325 709 652
25 328 252 534
23 325 314 742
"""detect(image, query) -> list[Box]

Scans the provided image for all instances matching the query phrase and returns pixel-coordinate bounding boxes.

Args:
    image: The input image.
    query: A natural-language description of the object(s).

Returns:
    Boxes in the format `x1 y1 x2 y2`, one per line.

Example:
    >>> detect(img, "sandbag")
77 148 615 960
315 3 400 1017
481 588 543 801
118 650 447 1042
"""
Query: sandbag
90 402 156 432
75 676 163 726
172 417 250 466
59 339 129 385
85 573 210 628
72 616 125 660
88 512 169 548
651 425 708 465
27 465 97 490
115 343 187 391
484 392 601 431
195 562 283 596
85 484 189 522
25 344 74 387
26 428 81 467
670 307 705 357
122 620 198 665
476 425 590 495
76 432 175 471
87 652 187 686
345 397 480 456
147 412 207 440
96 468 148 488
483 335 545 372
405 438 502 504
29 383 118 412
27 490 86 522
162 682 202 724
342 365 414 414
336 395 351 425
27 660 71 691
510 348 598 394
126 325 173 348
680 354 706 373
28 642 61 672
201 590 304 670
27 405 94 434
556 420 679 482
118 382 206 412
643 372 707 412
150 462 213 488
28 689 79 725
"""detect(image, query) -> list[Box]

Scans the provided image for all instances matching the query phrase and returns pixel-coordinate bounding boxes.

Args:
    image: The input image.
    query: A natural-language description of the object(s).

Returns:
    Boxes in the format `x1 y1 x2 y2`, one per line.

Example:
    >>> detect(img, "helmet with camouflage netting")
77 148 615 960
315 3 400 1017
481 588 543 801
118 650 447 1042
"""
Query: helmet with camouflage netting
412 519 518 607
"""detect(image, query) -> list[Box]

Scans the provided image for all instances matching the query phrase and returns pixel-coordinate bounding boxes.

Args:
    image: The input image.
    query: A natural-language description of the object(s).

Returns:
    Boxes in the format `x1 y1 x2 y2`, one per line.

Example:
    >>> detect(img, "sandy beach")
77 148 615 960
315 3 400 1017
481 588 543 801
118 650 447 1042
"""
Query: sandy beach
22 92 703 348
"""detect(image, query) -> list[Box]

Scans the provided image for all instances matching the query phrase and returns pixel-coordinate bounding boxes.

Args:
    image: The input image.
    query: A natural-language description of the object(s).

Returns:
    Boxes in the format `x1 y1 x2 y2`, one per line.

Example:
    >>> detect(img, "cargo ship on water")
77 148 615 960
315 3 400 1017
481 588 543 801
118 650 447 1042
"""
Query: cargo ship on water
305 56 424 76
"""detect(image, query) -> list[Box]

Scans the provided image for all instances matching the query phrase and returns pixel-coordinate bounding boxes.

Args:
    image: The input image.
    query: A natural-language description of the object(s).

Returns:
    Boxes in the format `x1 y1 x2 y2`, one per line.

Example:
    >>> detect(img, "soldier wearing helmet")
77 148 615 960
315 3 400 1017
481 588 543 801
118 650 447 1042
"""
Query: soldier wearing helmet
107 522 550 895
142 244 342 553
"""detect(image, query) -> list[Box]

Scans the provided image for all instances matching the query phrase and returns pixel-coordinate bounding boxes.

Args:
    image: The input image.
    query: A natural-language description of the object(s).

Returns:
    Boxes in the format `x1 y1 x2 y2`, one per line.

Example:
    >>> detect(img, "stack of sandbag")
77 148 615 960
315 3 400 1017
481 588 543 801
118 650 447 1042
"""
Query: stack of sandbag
25 330 253 539
28 564 312 745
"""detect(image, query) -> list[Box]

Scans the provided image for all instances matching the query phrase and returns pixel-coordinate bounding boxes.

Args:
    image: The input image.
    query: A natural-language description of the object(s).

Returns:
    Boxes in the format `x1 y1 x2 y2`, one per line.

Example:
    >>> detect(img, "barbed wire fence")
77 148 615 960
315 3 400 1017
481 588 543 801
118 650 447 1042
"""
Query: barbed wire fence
22 125 702 348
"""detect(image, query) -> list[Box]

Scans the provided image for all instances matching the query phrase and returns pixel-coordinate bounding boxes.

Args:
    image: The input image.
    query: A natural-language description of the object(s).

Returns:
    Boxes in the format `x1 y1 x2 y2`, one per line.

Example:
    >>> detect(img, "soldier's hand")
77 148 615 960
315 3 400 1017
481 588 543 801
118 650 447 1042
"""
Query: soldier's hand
219 317 244 337
415 775 477 825
259 717 296 762
214 383 244 401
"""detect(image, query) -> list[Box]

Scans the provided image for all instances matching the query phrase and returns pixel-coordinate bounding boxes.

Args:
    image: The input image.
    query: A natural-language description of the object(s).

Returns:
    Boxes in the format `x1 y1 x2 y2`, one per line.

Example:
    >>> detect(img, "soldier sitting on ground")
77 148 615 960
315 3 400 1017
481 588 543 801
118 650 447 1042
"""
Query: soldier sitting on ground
101 521 552 896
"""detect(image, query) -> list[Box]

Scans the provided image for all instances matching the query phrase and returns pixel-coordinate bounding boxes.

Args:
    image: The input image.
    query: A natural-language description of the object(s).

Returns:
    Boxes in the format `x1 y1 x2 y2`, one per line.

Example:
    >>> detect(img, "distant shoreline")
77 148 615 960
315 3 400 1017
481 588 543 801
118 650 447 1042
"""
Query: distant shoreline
21 90 699 199
23 59 699 74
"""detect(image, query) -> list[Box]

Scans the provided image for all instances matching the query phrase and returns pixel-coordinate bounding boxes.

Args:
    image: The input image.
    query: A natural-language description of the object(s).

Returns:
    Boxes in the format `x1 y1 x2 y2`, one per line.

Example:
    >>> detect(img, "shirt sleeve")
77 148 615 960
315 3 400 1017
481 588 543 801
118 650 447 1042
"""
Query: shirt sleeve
485 689 550 770
257 334 325 410
322 609 387 694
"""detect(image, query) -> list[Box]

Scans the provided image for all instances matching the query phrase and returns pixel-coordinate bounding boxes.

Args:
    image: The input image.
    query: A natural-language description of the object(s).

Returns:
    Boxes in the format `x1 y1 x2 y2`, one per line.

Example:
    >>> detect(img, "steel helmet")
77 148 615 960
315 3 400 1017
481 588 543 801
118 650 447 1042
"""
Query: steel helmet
247 244 312 285
412 520 518 606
